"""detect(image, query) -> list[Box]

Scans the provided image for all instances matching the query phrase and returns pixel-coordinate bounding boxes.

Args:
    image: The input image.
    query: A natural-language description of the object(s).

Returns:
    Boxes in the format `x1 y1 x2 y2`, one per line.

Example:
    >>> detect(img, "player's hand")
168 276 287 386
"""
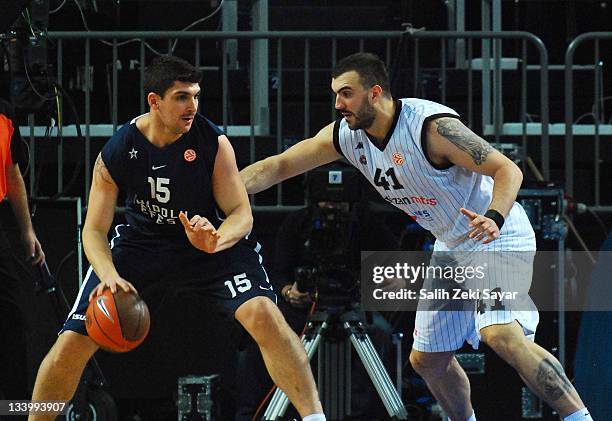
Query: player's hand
89 274 137 302
179 212 221 253
460 207 500 244
284 282 312 308
21 229 45 266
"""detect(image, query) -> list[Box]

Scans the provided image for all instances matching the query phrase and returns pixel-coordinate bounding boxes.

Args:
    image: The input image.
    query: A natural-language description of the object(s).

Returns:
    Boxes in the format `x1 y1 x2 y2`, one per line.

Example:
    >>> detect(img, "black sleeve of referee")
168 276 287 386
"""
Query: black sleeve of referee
10 121 27 170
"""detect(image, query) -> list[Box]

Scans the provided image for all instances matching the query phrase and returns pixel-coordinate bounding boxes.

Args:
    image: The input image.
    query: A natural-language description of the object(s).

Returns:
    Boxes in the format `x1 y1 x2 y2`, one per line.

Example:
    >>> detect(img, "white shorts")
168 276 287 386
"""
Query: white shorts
413 203 539 352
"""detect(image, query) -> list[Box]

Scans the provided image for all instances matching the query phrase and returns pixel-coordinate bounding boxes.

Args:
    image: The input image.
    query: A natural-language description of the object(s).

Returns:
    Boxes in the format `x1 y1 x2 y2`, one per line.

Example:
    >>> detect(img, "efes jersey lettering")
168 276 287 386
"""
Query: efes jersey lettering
101 114 221 238
333 98 516 247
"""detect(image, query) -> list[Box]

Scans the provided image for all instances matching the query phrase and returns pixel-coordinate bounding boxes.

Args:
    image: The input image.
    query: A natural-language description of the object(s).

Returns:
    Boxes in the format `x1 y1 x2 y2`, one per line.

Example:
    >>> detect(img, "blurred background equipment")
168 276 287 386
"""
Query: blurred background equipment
0 0 31 35
4 0 54 112
177 374 220 421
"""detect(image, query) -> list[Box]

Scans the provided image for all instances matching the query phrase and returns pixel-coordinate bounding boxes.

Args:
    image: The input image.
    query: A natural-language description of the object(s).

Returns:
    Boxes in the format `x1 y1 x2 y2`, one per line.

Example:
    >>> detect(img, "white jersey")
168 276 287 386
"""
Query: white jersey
333 97 534 250
334 98 538 352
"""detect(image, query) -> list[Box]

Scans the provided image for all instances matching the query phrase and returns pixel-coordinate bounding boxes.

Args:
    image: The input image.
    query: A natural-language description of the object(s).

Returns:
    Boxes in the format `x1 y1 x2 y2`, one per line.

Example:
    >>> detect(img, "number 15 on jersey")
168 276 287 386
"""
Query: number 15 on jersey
148 177 171 203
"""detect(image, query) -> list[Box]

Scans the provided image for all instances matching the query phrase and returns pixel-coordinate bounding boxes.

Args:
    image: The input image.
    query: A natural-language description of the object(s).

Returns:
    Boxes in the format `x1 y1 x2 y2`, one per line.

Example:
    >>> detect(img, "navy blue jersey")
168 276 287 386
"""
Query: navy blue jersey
101 114 223 239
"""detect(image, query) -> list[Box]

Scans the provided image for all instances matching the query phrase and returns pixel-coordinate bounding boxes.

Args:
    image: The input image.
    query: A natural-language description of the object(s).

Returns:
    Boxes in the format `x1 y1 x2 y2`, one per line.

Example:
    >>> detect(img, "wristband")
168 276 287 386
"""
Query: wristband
484 209 505 230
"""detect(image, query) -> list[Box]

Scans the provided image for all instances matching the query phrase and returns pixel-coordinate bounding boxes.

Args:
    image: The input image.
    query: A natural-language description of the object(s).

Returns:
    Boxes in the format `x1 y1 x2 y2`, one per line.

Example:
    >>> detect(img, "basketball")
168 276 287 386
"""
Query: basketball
85 288 150 353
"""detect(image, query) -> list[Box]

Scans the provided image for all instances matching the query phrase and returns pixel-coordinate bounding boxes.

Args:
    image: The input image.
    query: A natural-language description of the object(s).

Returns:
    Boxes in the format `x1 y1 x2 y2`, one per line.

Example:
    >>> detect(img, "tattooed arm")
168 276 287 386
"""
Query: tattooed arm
83 153 137 299
425 117 524 242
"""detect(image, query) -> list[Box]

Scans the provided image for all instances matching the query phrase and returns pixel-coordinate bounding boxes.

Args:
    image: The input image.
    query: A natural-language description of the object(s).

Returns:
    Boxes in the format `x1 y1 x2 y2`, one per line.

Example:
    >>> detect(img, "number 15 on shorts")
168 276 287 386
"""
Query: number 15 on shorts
225 273 252 298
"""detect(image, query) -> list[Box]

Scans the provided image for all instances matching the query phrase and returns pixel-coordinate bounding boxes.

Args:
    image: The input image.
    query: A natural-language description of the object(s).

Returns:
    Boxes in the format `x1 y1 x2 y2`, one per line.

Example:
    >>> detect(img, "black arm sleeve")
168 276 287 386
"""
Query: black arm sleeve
10 121 27 169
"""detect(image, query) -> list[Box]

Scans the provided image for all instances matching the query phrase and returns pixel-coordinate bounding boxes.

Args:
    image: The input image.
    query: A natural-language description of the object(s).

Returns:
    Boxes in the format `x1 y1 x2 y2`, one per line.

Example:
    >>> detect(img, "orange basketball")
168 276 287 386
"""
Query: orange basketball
85 289 150 353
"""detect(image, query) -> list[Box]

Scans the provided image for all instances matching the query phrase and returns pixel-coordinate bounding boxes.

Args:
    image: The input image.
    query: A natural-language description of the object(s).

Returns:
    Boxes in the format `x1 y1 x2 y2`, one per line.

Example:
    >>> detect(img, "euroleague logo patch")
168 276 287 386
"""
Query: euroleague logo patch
184 149 197 162
359 155 367 165
392 152 404 165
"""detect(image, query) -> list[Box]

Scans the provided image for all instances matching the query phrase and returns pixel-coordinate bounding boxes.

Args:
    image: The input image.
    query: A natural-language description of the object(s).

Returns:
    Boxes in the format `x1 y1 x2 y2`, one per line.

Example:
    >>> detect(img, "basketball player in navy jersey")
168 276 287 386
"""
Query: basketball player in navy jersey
240 53 592 421
28 56 325 421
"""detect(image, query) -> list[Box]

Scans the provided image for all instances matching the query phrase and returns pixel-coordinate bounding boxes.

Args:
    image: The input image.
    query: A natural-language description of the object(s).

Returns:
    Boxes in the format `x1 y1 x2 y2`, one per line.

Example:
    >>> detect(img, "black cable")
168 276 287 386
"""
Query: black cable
37 259 73 325
389 31 409 95
22 55 57 102
105 63 113 123
168 0 226 54
54 250 75 305
390 24 426 96
50 0 68 14
31 123 52 197
18 133 32 178
50 83 84 200
12 252 43 289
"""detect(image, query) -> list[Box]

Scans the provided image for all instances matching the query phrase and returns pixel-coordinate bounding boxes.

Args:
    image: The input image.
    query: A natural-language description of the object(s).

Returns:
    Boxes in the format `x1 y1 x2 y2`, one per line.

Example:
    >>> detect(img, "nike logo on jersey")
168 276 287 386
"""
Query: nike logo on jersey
152 164 167 170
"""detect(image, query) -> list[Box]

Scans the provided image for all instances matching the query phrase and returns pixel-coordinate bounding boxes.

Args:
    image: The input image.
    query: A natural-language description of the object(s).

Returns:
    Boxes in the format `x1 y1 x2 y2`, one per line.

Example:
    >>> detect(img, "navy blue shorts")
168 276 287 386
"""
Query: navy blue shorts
62 224 276 335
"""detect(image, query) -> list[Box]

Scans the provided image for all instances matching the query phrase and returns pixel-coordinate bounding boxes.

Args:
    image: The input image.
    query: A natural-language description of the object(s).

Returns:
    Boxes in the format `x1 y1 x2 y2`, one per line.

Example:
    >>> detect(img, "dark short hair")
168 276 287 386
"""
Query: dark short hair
332 52 391 96
143 55 202 98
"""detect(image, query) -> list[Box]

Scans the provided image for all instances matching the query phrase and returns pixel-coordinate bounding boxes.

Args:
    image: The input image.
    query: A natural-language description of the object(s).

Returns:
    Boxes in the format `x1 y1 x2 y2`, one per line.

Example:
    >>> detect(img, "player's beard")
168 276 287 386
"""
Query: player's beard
346 100 376 130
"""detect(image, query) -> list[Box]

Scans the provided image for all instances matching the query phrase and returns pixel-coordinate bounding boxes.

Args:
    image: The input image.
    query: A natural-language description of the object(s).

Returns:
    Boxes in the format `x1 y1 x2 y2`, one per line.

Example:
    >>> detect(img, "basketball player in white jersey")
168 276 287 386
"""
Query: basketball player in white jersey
240 53 592 421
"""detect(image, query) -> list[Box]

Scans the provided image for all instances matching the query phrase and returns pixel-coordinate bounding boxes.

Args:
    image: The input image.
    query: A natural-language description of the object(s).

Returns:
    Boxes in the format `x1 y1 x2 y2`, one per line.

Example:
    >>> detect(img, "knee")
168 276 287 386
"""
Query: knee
409 350 453 377
481 329 525 366
44 332 96 371
237 298 287 345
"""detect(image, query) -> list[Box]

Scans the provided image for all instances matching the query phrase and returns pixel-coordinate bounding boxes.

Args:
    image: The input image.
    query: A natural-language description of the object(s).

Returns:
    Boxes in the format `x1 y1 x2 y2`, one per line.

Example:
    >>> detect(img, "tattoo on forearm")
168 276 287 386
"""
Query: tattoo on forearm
436 118 493 165
94 154 113 184
536 358 573 401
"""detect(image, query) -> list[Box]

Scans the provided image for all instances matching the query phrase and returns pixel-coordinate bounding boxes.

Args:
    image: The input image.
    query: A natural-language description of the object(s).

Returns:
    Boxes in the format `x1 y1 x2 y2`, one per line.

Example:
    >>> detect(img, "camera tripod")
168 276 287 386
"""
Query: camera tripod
263 309 408 420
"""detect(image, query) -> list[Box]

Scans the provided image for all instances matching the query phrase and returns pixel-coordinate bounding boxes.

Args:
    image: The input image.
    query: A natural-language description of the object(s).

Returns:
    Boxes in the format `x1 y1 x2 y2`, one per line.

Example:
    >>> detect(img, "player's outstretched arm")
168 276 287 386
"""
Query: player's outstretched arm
240 122 342 194
208 135 254 252
426 117 523 243
83 153 136 298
